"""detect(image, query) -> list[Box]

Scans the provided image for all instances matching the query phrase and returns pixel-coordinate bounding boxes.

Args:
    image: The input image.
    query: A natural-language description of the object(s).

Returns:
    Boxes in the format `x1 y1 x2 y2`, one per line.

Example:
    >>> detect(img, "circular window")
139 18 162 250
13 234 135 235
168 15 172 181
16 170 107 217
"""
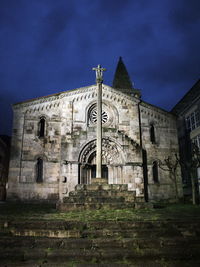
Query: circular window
89 107 108 124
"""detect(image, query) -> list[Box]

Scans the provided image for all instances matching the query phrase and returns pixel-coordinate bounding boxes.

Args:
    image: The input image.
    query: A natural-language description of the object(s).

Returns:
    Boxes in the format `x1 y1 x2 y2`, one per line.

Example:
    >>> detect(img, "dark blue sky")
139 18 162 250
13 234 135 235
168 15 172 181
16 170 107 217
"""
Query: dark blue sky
0 0 200 135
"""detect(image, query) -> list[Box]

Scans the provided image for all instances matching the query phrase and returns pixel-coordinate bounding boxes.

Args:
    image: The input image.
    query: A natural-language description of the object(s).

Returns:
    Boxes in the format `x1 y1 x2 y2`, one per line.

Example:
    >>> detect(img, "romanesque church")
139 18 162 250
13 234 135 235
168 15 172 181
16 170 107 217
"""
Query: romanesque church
8 58 182 203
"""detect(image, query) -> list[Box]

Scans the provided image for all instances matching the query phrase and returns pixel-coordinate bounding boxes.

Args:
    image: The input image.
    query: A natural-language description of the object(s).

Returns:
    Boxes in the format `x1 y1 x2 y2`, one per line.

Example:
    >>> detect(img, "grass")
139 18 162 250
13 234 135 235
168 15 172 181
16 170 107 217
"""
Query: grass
0 201 200 222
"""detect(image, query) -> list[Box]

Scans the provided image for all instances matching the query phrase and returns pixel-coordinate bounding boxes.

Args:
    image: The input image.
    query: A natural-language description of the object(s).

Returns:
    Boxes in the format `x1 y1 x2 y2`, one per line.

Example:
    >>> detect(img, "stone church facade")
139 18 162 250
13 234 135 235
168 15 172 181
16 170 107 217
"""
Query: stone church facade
8 59 182 203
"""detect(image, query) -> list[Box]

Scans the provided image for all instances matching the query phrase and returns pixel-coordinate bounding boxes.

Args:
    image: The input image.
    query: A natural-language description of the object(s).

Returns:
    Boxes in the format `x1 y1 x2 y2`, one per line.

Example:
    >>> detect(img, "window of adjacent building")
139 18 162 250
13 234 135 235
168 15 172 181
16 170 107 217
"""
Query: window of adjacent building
36 158 43 183
38 117 45 137
192 134 200 148
152 161 159 183
150 124 156 144
186 110 200 132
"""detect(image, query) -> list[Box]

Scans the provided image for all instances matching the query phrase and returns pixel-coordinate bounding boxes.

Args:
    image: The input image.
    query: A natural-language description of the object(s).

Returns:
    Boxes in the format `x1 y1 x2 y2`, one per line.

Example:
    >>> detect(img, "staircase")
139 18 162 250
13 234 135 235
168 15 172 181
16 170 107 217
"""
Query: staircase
57 179 143 211
0 219 200 266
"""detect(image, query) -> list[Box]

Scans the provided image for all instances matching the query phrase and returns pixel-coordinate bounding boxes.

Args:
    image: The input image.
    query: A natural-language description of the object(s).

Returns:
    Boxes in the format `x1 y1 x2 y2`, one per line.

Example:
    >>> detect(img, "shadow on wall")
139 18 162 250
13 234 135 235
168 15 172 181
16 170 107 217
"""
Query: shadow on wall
0 135 11 201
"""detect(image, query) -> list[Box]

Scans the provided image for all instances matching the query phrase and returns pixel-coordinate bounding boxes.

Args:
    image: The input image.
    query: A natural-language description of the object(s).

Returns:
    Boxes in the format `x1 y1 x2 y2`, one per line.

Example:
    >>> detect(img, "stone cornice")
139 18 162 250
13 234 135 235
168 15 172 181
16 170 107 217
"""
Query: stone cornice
12 83 171 119
140 101 175 118
102 85 140 104
13 84 140 110
13 85 97 109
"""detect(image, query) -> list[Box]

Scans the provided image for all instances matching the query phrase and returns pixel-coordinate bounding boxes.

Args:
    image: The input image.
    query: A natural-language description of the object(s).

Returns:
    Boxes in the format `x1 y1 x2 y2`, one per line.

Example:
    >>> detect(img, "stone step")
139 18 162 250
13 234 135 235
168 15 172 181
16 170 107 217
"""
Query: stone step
0 236 200 250
81 228 186 238
63 196 136 204
69 189 136 198
1 225 199 239
1 245 200 263
1 219 200 233
85 220 200 230
75 183 130 192
91 178 108 184
56 202 135 211
65 194 136 205
1 259 200 267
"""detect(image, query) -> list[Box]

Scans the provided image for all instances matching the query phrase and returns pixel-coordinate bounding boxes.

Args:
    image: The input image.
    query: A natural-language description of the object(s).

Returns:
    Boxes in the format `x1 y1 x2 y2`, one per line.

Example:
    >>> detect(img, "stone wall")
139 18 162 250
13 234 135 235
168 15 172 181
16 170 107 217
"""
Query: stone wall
140 102 182 201
8 84 182 202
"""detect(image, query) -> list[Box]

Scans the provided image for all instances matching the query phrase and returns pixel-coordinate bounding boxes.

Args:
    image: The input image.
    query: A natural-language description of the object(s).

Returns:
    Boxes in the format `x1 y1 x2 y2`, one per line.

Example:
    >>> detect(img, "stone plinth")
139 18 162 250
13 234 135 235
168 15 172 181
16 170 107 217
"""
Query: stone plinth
57 182 141 211
91 178 108 184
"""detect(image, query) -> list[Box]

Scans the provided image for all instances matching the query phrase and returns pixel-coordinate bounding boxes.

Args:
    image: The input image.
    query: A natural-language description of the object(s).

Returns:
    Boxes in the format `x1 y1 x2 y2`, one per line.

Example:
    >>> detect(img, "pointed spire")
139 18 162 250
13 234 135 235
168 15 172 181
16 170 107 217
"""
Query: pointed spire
112 57 133 90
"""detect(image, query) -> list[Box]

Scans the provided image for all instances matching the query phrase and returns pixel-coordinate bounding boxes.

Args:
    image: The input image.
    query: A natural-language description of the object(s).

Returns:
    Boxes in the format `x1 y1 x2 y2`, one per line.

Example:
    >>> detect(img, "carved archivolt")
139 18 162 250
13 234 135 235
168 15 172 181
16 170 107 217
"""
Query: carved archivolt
79 138 124 165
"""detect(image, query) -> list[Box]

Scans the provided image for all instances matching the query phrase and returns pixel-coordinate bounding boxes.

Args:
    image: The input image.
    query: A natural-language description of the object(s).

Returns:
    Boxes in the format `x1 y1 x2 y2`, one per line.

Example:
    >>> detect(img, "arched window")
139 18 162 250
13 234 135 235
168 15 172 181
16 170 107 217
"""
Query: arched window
150 124 156 144
152 161 159 183
36 158 43 183
38 117 45 137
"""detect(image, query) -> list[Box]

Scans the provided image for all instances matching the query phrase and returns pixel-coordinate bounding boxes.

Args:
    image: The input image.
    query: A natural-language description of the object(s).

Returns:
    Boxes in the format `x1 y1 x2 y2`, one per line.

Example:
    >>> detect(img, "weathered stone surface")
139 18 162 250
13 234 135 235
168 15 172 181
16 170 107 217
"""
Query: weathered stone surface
1 219 200 266
58 180 137 211
91 178 108 184
7 80 182 203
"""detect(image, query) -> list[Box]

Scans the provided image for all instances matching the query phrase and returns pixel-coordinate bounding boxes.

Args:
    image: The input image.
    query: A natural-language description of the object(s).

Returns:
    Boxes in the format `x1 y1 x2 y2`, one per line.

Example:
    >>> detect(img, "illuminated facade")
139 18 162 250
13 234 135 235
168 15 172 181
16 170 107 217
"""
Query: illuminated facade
8 59 182 202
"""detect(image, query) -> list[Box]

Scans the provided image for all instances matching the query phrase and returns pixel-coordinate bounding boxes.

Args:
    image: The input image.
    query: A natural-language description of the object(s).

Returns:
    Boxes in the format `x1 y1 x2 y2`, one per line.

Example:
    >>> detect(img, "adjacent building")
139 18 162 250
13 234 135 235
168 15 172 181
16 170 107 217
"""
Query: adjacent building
172 79 200 195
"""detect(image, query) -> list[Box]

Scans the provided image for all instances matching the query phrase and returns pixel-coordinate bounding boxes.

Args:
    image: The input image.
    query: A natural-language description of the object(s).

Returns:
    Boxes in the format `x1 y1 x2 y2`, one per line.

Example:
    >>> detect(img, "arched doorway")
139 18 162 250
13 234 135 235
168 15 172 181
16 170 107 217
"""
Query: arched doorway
88 151 108 179
78 138 124 184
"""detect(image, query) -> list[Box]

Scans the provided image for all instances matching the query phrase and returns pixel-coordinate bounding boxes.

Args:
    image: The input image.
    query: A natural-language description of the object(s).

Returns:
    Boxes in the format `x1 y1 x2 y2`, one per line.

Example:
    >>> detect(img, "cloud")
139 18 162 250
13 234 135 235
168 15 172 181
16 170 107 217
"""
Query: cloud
38 4 75 50
0 0 199 134
169 0 200 29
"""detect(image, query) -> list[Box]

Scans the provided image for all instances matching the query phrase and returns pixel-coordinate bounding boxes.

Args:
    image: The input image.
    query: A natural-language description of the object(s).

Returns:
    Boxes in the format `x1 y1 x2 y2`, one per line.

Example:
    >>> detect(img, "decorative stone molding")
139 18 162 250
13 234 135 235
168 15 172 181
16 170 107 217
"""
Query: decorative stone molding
13 84 141 112
140 101 175 119
79 137 125 165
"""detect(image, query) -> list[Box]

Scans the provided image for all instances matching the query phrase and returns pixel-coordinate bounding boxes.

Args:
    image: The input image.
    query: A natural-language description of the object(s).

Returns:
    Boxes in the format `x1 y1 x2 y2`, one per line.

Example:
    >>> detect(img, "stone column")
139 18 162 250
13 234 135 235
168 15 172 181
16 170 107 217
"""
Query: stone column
92 64 106 182
96 81 102 178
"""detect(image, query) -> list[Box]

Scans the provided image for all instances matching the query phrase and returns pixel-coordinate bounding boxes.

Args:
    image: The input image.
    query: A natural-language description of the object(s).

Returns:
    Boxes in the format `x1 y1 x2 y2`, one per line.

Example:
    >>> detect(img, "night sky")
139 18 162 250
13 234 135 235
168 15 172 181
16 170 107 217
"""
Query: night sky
0 0 200 135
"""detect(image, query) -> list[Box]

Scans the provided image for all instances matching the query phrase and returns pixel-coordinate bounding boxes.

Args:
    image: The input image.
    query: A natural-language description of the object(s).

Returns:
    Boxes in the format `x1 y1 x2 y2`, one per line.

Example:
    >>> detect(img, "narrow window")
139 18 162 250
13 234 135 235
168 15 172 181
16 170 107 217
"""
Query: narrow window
36 158 43 183
186 110 200 132
152 161 159 183
150 124 156 143
38 117 45 137
62 177 67 183
192 134 200 148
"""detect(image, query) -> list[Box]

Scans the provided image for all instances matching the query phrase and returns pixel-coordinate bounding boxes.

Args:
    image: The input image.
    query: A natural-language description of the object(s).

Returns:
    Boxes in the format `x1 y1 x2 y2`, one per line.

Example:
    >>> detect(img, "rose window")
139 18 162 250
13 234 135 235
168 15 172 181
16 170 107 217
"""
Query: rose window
90 107 108 124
